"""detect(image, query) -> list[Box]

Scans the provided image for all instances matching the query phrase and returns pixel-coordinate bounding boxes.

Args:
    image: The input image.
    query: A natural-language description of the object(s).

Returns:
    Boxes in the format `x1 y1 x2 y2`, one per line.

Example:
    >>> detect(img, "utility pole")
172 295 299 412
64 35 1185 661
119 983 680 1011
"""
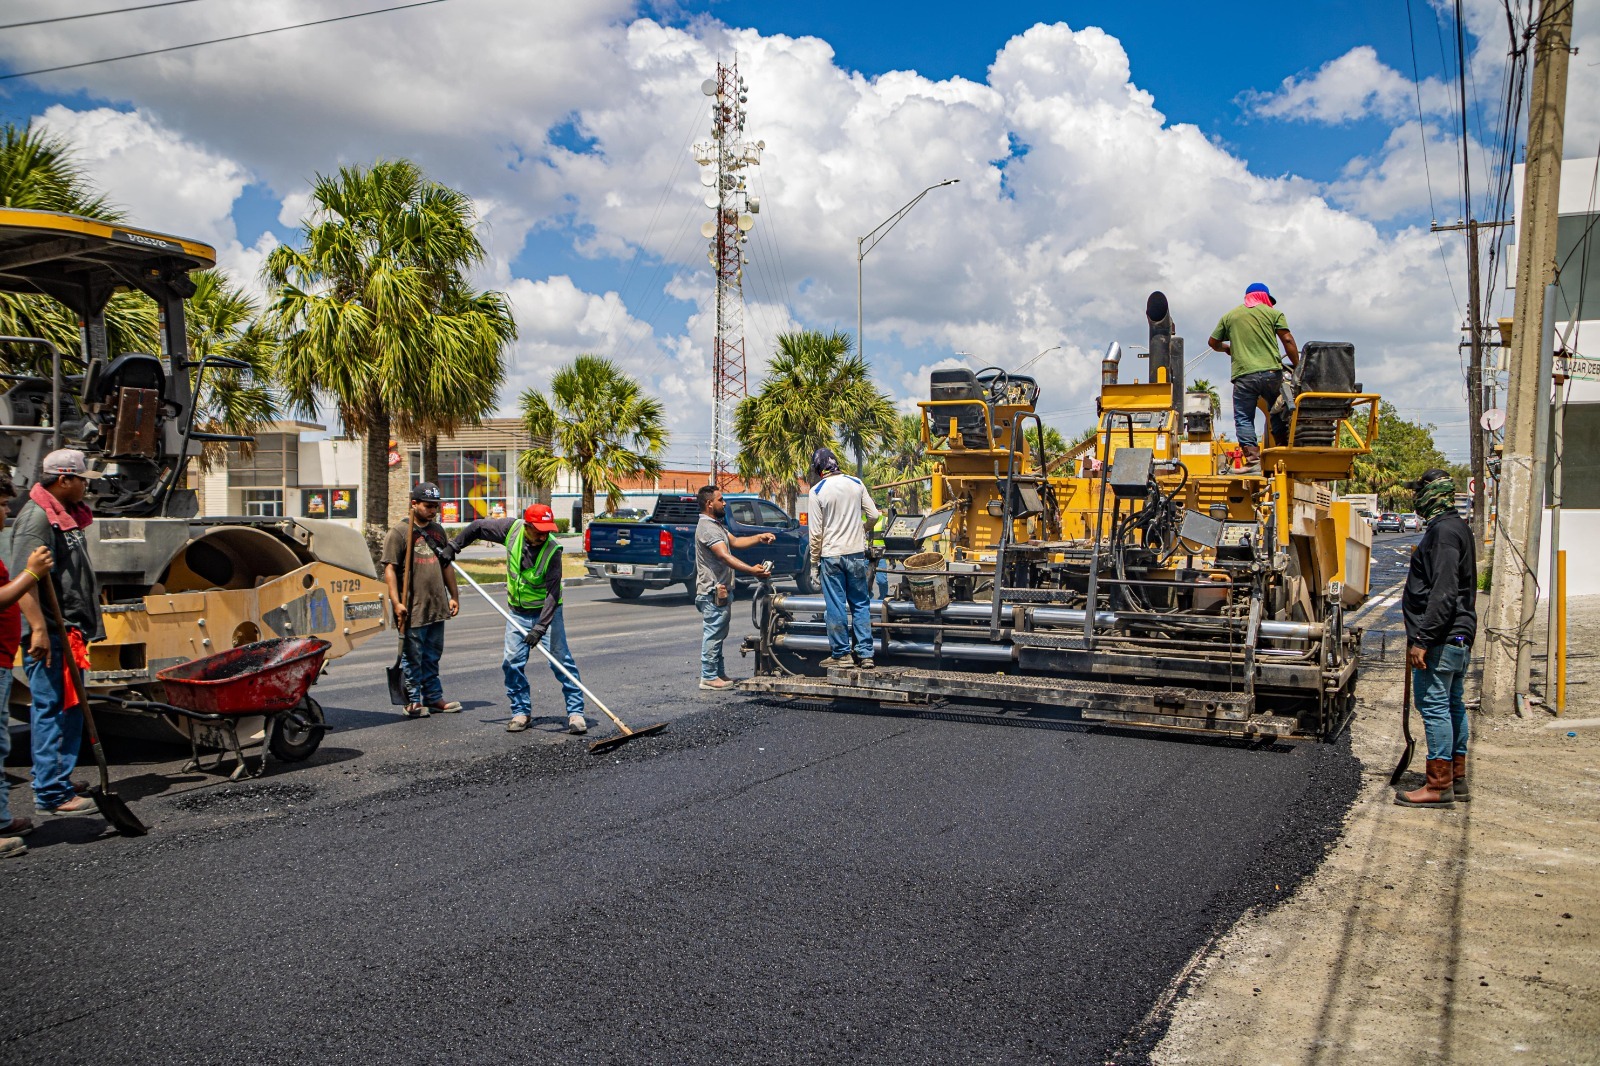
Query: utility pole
694 61 763 487
1433 217 1508 554
1482 0 1573 713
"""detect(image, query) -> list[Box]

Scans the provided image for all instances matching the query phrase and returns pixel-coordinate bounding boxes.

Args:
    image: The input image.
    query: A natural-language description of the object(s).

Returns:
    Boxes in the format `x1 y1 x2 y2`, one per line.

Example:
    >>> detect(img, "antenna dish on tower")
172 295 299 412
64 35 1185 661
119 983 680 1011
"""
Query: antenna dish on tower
700 221 717 238
701 79 718 96
737 214 754 232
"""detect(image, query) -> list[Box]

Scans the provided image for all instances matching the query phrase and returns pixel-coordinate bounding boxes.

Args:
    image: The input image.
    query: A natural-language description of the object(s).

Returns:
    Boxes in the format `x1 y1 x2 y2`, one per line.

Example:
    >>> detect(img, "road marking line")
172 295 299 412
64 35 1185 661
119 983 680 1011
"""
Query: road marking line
1348 578 1405 626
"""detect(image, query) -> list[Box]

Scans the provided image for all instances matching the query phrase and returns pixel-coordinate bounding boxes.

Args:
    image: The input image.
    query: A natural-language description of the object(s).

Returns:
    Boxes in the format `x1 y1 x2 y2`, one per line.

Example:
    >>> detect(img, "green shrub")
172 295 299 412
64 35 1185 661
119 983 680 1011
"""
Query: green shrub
555 518 570 533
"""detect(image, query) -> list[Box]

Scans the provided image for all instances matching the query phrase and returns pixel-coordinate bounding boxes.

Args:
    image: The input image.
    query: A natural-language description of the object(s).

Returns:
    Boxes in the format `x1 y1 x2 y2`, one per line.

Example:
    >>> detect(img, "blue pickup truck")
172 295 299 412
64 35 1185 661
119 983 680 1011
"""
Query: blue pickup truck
584 493 815 599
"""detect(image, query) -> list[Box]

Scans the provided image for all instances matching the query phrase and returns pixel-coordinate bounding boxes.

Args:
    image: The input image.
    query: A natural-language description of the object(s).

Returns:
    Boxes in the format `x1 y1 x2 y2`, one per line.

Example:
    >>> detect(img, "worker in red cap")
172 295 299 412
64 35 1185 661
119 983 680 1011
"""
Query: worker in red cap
448 503 586 734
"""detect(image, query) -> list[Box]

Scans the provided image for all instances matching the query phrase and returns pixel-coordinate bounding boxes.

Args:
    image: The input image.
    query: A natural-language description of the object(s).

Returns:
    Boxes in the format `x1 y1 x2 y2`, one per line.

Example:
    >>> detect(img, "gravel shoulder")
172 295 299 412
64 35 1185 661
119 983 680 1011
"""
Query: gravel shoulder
1152 594 1599 1066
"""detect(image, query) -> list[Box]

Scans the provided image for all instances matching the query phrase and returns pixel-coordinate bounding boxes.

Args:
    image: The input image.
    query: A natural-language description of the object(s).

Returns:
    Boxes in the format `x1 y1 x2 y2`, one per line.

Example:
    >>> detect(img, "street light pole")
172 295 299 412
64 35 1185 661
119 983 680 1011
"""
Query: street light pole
856 179 959 363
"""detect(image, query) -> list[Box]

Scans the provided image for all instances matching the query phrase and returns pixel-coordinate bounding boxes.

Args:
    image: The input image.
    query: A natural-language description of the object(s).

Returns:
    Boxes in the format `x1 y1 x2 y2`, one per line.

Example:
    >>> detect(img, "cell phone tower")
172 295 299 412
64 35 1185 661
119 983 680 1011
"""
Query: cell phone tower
693 60 763 486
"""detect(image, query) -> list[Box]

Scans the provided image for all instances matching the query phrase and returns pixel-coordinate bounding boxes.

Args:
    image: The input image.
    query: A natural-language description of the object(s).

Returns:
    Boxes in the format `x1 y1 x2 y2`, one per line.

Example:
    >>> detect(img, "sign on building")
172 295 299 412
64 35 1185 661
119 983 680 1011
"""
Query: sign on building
302 487 359 519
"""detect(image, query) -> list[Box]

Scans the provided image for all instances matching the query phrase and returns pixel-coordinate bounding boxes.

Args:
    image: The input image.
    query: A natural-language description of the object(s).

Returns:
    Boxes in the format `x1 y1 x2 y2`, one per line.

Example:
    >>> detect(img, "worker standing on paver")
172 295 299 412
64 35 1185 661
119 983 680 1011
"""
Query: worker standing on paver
693 484 774 691
448 503 586 734
807 447 880 668
10 450 102 817
381 482 460 717
1208 282 1299 474
1395 469 1477 809
871 512 889 601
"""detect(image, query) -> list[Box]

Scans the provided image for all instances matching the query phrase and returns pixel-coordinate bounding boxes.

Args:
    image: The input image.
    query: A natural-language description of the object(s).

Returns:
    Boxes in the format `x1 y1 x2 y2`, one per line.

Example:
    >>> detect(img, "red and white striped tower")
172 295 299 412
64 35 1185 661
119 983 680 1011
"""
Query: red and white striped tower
694 60 762 486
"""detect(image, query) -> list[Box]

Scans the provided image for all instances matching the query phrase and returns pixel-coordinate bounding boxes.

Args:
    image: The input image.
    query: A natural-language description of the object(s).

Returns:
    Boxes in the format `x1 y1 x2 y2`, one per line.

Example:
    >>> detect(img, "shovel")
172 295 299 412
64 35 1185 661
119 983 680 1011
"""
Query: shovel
386 515 415 706
1388 662 1415 786
450 563 667 754
40 578 148 836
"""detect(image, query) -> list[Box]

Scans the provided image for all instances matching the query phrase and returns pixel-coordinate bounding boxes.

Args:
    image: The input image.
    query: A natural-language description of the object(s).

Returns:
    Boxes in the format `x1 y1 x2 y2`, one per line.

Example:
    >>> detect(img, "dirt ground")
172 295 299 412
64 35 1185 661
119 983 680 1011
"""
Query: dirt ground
1153 595 1599 1066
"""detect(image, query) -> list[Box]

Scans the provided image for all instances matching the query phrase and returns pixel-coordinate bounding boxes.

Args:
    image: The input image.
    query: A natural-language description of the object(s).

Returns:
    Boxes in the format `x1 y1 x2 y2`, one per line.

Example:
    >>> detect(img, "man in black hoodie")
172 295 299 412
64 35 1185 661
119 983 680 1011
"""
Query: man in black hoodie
1395 469 1477 809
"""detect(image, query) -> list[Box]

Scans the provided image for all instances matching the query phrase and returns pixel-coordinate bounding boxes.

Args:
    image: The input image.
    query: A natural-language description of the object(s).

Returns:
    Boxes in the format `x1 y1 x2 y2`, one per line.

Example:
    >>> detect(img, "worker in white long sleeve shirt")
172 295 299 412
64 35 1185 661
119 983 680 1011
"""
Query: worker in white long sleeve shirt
807 447 880 668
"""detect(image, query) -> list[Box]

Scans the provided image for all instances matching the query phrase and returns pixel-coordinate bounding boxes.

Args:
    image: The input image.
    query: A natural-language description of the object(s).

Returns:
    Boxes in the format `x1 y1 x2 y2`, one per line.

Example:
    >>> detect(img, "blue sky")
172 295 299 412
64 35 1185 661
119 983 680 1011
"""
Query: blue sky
3 0 1584 465
658 0 1459 192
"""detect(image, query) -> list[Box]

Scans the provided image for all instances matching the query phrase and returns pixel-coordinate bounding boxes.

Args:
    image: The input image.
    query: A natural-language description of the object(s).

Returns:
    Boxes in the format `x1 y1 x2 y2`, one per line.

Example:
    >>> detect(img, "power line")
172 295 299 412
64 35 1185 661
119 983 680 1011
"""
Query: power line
1404 0 1463 321
0 0 208 31
0 0 453 82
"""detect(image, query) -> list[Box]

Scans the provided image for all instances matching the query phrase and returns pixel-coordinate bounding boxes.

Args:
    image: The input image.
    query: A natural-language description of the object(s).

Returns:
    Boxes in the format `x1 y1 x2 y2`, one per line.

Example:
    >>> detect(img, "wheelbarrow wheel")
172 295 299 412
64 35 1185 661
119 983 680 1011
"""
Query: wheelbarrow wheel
269 696 326 762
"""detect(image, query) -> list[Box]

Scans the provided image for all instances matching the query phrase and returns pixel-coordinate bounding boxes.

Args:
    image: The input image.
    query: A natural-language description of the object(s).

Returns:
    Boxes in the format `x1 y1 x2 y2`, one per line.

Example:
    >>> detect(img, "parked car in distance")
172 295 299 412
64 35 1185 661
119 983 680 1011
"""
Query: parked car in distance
1373 512 1403 533
584 493 814 599
1401 513 1422 531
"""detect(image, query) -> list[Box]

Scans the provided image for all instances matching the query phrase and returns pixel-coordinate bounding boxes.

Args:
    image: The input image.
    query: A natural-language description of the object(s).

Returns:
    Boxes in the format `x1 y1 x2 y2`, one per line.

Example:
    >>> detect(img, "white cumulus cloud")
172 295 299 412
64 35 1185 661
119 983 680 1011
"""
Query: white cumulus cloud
1241 46 1450 125
4 5 1539 461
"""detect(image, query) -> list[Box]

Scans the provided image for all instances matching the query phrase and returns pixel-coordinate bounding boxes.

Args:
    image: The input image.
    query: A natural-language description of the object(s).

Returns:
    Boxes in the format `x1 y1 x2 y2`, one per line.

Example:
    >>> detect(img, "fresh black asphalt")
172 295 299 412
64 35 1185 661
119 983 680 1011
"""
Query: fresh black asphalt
0 534 1420 1064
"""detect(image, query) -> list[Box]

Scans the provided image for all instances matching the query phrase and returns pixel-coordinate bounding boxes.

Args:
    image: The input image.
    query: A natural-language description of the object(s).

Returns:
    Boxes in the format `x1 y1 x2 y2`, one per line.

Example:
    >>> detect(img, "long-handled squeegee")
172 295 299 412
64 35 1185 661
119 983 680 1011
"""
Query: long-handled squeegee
451 564 667 754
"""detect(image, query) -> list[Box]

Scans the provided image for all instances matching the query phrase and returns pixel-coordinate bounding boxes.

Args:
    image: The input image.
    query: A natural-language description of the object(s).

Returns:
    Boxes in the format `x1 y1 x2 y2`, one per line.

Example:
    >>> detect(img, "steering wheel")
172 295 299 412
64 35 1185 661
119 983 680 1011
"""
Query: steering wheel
973 366 1010 405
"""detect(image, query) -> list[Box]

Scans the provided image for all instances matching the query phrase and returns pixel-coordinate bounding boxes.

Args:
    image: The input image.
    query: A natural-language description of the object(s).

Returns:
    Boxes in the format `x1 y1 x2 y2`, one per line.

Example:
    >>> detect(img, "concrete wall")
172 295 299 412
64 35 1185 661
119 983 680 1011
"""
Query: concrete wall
1537 509 1599 597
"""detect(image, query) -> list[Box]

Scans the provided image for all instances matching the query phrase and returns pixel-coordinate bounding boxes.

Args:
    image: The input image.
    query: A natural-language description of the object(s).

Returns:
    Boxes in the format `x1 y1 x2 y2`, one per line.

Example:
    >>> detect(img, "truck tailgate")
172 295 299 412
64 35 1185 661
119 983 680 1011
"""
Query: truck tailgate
586 523 670 563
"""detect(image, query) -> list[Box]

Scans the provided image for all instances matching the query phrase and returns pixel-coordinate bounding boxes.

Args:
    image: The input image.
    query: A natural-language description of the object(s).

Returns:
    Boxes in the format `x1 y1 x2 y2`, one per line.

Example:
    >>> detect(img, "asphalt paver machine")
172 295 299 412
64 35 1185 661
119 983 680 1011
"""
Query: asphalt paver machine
745 292 1379 742
0 208 389 763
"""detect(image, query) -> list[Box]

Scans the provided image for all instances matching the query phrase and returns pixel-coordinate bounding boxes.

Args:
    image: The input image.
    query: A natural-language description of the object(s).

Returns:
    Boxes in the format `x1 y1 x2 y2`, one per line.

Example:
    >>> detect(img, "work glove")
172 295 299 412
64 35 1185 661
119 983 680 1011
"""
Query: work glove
523 623 548 647
419 528 456 563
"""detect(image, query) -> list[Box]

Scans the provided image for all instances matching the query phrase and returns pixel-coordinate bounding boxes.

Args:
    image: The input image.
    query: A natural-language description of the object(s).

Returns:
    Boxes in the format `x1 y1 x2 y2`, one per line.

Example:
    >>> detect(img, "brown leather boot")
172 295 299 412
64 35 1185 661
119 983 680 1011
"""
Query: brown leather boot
1239 444 1262 475
1451 755 1469 801
1395 758 1456 808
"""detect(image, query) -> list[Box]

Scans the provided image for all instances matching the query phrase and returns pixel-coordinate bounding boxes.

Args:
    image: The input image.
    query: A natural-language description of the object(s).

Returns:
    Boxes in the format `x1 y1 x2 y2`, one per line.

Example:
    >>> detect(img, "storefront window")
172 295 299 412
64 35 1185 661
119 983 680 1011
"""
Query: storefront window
243 488 283 517
227 434 299 488
411 449 511 524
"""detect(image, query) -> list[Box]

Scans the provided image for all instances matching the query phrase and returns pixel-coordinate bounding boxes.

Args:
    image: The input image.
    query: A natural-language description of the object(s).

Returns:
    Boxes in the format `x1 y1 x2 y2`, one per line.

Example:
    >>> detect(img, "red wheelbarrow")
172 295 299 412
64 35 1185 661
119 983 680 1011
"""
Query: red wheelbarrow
99 637 333 781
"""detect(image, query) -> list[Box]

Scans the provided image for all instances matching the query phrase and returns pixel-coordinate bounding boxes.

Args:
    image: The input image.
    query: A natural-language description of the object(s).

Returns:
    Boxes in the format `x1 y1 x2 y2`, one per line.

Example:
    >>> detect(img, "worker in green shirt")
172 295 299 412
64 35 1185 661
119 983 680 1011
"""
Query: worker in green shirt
1208 282 1299 474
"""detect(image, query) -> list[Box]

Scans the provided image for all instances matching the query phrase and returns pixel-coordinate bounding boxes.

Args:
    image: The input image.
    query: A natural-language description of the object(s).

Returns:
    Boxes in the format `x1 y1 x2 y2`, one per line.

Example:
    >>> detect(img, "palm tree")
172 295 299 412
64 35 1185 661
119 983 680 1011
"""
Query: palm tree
0 121 119 216
736 330 897 510
518 354 667 525
415 283 518 482
0 123 275 457
184 270 280 469
266 160 513 553
866 413 932 511
0 120 150 373
1188 379 1222 417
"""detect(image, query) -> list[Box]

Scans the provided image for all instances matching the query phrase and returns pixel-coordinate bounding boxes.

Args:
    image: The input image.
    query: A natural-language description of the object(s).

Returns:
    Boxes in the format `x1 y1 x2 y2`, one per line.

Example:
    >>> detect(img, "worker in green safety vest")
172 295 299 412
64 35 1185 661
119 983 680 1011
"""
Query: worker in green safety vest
448 503 586 734
872 512 889 600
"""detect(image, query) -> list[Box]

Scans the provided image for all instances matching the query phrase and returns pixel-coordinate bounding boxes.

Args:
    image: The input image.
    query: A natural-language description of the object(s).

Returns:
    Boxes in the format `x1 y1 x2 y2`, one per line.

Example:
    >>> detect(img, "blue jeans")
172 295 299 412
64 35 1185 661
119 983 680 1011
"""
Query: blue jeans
502 607 584 718
1413 642 1470 762
820 553 875 659
0 668 15 826
401 620 445 705
25 631 82 810
1232 369 1288 448
876 557 889 601
696 592 731 681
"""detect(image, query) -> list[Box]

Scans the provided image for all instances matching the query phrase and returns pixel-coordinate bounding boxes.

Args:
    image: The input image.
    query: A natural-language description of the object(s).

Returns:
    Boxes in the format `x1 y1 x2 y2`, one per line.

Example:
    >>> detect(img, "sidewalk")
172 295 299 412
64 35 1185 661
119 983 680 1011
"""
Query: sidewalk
1153 595 1598 1066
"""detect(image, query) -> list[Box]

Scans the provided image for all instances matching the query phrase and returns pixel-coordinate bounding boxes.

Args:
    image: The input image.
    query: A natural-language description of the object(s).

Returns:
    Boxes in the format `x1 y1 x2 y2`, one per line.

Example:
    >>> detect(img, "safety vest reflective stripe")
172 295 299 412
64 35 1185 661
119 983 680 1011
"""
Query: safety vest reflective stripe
505 521 562 610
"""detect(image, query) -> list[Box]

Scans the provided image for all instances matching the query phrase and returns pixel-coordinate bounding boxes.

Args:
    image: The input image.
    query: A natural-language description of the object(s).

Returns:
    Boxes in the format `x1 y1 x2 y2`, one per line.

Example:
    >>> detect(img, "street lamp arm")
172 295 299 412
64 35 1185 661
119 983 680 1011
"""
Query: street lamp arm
859 179 959 259
857 177 958 367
